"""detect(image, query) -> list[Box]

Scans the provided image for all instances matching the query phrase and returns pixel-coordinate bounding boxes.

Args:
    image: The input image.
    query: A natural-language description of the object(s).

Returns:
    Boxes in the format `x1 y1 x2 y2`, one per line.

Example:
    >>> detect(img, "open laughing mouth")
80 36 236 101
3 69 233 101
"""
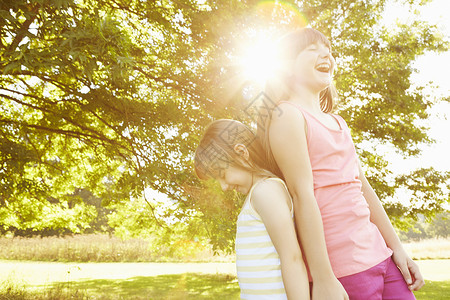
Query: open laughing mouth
315 62 331 73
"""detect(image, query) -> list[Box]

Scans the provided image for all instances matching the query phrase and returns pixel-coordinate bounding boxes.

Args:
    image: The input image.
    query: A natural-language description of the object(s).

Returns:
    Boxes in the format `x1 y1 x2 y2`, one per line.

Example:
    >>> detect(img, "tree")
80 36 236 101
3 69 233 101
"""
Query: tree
1 0 216 233
1 0 448 251
428 211 450 238
397 212 449 241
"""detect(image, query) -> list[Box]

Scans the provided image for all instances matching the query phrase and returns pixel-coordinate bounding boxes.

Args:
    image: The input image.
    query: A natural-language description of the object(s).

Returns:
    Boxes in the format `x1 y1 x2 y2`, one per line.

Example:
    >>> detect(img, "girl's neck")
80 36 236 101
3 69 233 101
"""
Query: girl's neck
251 173 269 187
288 85 322 114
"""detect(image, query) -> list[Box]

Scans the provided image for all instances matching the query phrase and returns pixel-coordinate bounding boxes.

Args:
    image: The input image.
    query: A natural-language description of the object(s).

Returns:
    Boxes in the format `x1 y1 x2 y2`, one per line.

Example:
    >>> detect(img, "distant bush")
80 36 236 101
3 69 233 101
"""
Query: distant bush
398 212 449 242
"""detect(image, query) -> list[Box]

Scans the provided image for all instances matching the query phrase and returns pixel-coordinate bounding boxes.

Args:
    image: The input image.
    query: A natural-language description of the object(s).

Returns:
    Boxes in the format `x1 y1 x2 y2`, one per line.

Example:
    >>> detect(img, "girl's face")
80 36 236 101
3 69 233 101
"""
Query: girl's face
217 165 253 195
291 41 335 92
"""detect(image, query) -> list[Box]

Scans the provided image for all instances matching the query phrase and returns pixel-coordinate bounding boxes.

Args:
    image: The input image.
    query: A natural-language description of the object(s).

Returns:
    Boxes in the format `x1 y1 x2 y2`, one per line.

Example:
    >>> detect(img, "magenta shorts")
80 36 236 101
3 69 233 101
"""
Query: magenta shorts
338 256 416 300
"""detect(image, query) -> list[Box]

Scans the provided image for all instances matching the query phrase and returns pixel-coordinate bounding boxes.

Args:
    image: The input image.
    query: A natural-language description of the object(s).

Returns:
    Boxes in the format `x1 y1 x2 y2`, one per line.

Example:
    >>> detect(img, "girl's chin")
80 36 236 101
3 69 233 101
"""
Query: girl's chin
300 75 331 91
316 79 332 90
317 76 332 86
314 72 332 84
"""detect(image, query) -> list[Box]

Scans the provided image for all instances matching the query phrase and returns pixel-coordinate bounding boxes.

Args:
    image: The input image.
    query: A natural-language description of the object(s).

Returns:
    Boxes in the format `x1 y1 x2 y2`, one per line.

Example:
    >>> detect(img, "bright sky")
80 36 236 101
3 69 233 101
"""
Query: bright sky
382 0 450 174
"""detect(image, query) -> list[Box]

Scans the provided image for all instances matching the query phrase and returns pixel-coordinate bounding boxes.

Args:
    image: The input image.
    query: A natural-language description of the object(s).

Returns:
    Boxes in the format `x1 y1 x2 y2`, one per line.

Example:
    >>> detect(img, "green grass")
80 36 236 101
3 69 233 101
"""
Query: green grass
58 273 240 299
0 273 240 300
1 275 448 300
414 280 450 300
0 235 448 299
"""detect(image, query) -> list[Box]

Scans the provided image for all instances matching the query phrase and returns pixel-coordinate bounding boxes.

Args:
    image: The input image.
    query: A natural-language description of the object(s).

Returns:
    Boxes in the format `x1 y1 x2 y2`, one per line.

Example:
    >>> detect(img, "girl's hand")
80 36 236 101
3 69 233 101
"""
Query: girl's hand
392 248 425 291
312 278 349 300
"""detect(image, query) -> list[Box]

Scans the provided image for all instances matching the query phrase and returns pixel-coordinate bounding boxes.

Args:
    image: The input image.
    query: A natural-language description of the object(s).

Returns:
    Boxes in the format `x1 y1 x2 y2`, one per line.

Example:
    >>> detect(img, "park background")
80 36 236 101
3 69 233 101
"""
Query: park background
0 0 449 299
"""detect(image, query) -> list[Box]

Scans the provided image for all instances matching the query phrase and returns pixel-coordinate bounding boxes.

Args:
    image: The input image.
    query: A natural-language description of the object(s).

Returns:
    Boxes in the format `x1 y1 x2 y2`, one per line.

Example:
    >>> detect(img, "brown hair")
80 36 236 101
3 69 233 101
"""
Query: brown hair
194 119 274 180
257 28 338 179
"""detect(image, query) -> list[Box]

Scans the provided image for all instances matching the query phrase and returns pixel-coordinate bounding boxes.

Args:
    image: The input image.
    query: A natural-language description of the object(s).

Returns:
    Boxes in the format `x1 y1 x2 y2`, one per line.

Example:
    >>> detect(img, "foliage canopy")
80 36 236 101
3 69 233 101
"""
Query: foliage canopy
1 0 449 251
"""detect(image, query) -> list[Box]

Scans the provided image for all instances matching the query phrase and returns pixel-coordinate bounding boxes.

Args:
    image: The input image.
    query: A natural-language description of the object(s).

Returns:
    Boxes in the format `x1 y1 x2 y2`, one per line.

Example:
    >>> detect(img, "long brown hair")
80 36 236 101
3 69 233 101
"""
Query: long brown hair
257 28 338 179
194 119 274 180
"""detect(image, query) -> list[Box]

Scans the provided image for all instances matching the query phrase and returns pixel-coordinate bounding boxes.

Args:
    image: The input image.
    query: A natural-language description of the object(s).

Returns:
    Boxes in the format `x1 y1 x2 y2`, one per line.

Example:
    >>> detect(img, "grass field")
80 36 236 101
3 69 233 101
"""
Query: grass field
2 273 240 299
0 236 449 299
1 234 448 262
1 273 449 299
404 238 450 260
1 260 449 299
0 234 232 263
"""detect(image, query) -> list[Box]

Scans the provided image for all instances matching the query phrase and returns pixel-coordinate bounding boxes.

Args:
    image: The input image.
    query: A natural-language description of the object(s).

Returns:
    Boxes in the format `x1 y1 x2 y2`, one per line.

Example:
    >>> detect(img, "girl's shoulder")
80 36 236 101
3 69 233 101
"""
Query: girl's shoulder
275 101 304 114
251 177 286 192
270 101 307 127
250 177 293 212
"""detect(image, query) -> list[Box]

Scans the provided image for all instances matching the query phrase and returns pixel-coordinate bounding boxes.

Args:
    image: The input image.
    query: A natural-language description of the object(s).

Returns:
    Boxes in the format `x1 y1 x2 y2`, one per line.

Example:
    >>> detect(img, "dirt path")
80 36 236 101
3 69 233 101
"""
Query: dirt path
0 259 448 287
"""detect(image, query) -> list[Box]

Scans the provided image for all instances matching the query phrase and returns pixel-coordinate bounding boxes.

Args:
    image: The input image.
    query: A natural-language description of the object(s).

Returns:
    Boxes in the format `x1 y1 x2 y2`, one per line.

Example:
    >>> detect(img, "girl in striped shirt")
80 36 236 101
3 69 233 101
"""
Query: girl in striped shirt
194 119 309 299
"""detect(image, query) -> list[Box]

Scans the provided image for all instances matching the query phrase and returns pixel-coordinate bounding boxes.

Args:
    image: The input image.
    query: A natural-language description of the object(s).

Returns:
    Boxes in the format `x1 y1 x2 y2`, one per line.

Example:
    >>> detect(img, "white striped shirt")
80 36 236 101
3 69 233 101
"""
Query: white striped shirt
236 177 294 299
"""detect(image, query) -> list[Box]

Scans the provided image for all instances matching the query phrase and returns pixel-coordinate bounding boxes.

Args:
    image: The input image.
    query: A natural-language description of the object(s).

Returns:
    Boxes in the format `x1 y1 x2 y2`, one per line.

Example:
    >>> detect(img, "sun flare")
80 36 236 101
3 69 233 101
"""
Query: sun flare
237 32 281 88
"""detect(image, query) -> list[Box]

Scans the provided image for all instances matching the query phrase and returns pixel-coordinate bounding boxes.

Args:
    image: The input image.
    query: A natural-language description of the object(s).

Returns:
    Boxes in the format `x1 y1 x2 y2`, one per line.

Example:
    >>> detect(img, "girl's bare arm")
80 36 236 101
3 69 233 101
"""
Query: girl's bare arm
269 103 348 300
252 179 309 299
358 161 425 291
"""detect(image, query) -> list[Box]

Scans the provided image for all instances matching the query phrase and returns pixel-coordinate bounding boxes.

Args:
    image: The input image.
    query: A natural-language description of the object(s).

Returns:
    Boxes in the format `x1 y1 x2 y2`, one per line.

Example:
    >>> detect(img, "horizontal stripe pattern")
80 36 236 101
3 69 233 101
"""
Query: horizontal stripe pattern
236 264 280 272
241 289 287 300
242 288 286 295
236 229 268 238
236 178 292 299
236 240 274 250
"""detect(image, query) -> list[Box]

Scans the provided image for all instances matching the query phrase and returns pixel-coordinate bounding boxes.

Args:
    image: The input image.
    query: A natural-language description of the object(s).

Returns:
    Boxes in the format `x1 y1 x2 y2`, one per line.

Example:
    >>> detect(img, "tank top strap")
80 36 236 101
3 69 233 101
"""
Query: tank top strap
247 177 294 216
278 101 344 132
278 101 321 125
332 114 348 130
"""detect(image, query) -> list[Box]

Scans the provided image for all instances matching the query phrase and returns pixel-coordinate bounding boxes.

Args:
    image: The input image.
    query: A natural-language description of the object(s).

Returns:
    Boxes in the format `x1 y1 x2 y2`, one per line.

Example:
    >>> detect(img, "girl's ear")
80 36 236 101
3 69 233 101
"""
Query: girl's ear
233 144 249 160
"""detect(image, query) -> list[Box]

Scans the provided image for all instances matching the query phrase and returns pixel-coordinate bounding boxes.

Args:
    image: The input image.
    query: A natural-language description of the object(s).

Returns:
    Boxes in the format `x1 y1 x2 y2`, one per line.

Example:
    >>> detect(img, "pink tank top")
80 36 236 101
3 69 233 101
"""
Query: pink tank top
280 101 392 278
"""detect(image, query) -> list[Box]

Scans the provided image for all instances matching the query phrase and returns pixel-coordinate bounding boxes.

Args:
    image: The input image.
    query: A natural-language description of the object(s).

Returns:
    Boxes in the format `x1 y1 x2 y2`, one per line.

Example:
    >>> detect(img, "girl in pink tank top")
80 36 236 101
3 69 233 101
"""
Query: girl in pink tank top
257 28 424 300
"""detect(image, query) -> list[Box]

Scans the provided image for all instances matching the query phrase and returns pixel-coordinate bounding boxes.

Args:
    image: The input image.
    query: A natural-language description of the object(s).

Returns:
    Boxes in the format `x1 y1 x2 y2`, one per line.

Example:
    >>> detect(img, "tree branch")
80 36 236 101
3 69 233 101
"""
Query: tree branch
6 3 41 53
